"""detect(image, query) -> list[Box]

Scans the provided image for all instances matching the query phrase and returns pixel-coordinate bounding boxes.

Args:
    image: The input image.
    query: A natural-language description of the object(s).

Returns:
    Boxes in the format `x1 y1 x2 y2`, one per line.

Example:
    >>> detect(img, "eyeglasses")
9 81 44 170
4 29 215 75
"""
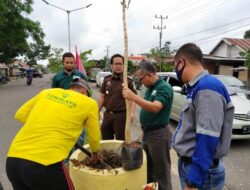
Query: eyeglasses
113 62 123 66
138 74 147 82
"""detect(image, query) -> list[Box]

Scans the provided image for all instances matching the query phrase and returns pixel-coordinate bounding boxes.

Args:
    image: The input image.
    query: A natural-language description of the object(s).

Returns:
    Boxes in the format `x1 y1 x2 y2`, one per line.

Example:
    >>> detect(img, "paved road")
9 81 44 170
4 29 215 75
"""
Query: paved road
0 75 52 190
0 75 250 190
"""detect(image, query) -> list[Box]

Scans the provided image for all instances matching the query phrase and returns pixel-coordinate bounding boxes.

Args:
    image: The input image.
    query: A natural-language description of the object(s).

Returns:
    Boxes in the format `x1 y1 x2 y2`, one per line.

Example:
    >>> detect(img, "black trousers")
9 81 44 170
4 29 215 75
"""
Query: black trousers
143 127 172 190
6 157 74 190
0 181 3 190
101 111 126 140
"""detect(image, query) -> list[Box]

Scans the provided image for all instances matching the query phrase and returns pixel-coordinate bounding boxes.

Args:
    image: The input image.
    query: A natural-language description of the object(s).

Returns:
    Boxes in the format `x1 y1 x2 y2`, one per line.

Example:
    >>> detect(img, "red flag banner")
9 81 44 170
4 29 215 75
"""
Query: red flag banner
75 46 86 75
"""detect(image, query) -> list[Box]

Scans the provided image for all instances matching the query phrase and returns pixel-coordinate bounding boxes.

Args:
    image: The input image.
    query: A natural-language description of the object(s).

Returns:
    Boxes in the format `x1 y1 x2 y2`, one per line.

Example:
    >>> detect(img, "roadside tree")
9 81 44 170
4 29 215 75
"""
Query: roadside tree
240 30 250 87
47 48 64 73
0 0 50 64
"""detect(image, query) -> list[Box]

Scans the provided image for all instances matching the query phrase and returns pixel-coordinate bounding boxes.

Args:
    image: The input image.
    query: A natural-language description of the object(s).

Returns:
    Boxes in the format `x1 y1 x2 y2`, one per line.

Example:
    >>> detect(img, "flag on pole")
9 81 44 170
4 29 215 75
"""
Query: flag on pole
75 45 86 75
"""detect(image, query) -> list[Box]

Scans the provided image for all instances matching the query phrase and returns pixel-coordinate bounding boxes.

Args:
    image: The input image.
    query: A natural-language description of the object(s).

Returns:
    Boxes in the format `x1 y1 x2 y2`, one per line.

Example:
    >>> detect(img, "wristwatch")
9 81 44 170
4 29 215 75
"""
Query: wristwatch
185 180 198 188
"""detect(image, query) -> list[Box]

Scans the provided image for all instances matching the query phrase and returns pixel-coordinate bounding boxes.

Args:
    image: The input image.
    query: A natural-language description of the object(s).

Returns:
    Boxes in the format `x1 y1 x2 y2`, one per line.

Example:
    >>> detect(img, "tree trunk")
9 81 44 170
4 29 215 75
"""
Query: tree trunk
121 0 132 144
247 69 250 88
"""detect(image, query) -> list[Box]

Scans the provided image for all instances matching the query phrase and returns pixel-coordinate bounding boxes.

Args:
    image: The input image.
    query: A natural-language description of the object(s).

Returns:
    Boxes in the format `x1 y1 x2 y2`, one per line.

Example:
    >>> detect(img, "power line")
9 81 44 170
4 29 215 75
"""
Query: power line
171 23 250 49
115 14 250 55
169 16 250 42
167 0 225 21
137 0 192 27
164 0 203 15
134 0 231 41
195 24 250 43
137 0 226 31
196 29 248 50
44 0 235 55
164 0 230 31
131 17 249 55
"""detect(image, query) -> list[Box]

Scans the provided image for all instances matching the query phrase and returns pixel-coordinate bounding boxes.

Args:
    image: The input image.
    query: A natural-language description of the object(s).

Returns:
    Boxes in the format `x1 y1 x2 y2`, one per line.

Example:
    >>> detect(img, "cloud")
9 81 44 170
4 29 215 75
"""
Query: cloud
31 0 250 60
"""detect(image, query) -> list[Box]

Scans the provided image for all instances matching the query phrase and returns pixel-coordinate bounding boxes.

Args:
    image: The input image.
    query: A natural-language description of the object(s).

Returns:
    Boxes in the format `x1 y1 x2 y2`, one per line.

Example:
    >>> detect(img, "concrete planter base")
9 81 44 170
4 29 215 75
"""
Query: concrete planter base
69 140 147 190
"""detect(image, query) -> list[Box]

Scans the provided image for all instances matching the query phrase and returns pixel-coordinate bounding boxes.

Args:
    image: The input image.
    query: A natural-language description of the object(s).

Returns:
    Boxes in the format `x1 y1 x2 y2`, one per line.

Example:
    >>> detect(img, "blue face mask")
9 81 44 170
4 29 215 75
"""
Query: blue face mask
175 61 186 85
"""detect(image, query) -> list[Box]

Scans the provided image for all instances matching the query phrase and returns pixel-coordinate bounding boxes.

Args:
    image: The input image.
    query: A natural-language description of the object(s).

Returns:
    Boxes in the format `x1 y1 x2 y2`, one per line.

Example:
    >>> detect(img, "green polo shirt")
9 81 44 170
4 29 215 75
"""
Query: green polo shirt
140 78 173 129
51 70 87 89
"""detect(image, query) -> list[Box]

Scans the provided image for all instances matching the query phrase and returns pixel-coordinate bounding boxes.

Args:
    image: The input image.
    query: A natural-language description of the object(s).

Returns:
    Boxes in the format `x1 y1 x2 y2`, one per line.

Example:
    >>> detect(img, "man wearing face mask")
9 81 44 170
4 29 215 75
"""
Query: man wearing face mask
98 54 137 140
172 43 234 190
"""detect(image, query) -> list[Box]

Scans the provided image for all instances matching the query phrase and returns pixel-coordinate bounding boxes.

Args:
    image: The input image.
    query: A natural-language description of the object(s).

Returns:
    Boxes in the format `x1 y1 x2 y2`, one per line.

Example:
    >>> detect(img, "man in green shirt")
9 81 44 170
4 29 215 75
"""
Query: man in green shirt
51 52 87 89
123 61 173 190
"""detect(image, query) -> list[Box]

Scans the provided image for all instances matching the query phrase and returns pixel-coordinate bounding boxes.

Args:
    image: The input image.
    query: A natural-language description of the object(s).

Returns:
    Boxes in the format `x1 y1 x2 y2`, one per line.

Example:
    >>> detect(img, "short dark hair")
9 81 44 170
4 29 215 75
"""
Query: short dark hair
62 52 75 62
110 54 124 64
175 43 203 64
137 61 156 74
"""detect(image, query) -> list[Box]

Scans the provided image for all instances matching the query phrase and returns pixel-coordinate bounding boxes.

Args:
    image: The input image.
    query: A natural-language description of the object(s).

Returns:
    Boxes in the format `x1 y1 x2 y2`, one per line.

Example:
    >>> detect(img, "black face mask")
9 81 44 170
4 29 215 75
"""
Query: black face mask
175 60 186 85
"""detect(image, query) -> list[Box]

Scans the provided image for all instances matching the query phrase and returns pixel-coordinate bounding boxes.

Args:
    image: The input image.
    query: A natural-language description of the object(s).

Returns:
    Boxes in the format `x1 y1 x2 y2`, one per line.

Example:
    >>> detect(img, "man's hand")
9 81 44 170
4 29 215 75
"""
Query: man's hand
184 187 197 190
185 180 198 190
122 86 135 101
90 152 100 163
130 112 135 123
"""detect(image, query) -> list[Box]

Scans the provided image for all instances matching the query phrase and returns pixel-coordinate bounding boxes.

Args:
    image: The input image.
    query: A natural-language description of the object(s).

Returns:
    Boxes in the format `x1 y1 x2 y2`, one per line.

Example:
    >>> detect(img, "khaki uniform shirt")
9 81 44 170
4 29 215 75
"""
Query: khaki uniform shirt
100 74 136 112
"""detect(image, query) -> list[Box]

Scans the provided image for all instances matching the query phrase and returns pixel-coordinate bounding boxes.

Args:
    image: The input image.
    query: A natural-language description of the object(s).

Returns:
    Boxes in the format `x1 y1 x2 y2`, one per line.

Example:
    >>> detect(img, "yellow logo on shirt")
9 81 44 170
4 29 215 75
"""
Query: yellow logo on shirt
46 94 76 108
63 94 70 98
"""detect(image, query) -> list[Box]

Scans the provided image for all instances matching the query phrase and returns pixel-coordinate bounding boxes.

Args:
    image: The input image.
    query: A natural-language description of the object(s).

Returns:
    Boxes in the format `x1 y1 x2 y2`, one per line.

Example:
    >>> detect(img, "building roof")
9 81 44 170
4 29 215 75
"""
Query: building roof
210 38 250 54
10 60 29 69
0 63 8 69
128 55 145 61
203 54 246 61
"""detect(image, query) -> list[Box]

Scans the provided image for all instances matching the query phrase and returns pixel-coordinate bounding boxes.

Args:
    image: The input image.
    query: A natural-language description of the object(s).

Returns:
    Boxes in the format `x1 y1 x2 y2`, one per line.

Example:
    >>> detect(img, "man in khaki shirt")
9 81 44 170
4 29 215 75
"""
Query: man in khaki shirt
98 54 136 140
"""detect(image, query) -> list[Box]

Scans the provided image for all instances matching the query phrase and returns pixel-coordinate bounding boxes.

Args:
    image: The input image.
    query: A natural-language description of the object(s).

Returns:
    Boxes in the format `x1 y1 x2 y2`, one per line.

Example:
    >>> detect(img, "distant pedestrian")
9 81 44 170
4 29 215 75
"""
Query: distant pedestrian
123 61 173 190
98 54 137 140
172 43 234 190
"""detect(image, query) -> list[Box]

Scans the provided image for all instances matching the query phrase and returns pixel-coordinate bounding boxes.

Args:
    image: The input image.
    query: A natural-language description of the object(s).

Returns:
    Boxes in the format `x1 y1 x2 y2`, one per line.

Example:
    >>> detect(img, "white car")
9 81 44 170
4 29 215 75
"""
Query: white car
95 71 112 87
156 72 250 140
88 68 102 82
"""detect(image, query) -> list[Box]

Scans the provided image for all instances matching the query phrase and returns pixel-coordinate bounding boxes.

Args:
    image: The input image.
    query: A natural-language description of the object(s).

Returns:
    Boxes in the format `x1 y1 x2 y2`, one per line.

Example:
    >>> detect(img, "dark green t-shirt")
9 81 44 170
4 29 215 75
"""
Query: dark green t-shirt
140 78 173 129
51 70 87 89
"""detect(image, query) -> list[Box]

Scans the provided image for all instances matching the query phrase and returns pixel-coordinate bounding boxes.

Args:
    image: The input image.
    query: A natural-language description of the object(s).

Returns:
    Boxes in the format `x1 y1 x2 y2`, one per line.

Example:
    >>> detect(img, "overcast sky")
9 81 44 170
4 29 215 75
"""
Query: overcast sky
30 0 250 62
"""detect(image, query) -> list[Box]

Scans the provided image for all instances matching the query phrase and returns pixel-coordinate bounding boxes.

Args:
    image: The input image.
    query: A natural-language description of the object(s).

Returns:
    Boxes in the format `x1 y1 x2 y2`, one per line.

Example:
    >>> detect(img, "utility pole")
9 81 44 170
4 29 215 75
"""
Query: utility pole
153 15 167 71
105 45 110 70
